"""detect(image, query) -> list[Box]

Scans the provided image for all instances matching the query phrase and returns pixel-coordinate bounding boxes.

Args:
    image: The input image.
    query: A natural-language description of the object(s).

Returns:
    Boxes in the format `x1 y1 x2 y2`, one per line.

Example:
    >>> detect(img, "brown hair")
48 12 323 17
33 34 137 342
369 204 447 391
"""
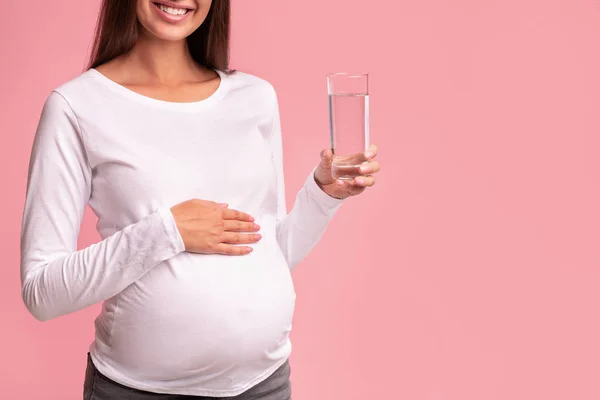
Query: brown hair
88 0 231 71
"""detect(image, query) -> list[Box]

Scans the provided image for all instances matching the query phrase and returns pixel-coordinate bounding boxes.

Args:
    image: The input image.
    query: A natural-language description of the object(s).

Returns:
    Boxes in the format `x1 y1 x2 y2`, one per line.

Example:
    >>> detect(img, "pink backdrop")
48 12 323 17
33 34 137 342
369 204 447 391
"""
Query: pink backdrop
2 0 600 399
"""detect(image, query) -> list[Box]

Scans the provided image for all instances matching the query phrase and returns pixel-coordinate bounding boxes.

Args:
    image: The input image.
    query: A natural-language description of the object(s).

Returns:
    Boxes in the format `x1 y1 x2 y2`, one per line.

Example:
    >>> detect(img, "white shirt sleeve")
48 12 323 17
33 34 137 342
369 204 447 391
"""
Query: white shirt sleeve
20 91 186 321
268 90 344 268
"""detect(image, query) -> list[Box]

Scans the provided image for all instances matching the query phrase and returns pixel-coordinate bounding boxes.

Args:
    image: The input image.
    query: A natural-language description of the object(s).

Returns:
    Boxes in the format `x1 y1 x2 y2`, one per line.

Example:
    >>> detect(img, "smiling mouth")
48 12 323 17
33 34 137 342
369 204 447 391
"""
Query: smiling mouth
152 2 194 16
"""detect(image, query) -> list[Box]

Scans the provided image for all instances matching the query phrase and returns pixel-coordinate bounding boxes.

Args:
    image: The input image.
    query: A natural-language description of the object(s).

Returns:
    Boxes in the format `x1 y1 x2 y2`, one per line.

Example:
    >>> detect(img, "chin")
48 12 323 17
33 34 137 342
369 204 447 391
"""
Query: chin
137 0 210 41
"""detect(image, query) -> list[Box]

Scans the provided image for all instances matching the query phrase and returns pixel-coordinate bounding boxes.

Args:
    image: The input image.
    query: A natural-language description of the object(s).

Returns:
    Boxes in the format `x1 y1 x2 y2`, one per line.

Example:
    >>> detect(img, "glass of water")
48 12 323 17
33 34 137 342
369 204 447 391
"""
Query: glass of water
327 72 369 180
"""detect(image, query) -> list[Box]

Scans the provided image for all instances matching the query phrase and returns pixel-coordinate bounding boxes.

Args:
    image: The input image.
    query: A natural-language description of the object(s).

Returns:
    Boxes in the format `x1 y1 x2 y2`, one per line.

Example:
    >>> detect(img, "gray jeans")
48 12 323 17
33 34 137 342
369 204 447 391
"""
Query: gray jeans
83 354 292 400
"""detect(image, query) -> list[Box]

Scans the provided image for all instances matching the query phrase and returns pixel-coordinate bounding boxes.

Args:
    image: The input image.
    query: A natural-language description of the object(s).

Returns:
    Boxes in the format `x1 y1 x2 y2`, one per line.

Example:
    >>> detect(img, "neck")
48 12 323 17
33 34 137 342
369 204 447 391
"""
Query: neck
125 30 201 85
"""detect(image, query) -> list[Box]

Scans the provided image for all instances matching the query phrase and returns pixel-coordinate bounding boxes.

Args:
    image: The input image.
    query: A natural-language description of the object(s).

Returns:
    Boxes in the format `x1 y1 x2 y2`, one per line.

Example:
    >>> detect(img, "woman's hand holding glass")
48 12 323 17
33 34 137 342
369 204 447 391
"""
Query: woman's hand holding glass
314 144 380 199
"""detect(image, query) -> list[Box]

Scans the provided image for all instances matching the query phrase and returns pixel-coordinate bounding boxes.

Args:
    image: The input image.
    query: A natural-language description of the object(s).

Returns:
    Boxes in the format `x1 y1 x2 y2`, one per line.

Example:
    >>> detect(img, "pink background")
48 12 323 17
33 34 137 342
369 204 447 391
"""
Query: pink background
2 0 600 398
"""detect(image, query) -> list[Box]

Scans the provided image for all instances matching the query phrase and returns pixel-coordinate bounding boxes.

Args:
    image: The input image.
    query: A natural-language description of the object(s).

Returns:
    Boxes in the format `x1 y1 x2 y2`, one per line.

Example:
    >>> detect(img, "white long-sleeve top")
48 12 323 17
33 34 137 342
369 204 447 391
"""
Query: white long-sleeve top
20 69 343 396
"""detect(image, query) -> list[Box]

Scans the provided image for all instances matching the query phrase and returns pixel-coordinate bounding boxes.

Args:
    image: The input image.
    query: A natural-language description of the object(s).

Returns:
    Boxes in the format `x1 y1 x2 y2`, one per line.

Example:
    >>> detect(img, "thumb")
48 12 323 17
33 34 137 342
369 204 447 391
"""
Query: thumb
318 148 333 171
315 148 335 185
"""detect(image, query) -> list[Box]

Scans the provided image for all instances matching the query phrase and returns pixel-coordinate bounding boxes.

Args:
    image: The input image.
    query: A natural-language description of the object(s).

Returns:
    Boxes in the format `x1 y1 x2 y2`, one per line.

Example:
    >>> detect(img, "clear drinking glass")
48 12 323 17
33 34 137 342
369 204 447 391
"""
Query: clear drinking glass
327 72 370 180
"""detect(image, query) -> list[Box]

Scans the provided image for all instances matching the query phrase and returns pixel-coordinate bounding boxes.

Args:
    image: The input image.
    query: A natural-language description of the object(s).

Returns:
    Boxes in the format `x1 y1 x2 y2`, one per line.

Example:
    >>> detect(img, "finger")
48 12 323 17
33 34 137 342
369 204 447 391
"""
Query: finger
336 179 366 196
222 208 255 222
214 243 254 256
318 148 334 173
224 220 260 232
335 179 358 193
352 175 376 187
358 161 380 175
335 179 353 192
321 148 333 163
221 232 262 244
364 144 378 159
330 179 363 198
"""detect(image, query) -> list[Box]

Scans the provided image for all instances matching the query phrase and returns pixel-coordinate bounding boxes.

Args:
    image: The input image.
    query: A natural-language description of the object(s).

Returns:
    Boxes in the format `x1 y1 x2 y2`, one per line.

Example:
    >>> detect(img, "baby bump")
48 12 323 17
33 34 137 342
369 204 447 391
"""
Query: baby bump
104 244 296 379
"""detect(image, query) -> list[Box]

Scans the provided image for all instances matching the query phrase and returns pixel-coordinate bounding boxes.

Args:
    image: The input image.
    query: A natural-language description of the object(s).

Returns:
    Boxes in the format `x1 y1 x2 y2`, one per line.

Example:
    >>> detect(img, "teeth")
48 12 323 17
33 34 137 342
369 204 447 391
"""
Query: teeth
158 4 188 16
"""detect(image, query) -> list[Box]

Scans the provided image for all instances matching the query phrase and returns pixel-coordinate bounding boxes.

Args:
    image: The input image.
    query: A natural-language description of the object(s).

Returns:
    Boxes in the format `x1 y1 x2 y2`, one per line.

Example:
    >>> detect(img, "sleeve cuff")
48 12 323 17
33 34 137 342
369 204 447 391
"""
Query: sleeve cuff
156 205 186 255
304 168 345 211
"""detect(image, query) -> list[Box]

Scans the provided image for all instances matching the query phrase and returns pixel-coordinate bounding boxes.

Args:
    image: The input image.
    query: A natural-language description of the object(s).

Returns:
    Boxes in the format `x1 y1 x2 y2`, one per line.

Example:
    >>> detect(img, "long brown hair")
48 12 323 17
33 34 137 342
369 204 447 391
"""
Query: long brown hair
88 0 231 71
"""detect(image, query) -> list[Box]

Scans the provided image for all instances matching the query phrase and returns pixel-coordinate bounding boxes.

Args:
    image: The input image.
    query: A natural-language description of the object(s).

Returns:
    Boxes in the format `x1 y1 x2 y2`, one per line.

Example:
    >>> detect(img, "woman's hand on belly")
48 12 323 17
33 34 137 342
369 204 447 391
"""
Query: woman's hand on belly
170 199 262 255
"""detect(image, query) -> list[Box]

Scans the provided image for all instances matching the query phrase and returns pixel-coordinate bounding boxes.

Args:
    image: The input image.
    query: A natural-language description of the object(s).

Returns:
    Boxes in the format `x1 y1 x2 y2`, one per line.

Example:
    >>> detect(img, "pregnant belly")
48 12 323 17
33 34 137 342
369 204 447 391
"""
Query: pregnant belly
98 241 296 381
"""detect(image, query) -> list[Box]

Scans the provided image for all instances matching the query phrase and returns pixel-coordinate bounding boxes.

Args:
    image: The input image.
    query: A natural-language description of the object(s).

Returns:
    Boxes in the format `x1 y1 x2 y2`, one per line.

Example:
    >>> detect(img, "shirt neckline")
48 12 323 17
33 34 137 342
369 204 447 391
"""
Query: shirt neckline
86 68 229 112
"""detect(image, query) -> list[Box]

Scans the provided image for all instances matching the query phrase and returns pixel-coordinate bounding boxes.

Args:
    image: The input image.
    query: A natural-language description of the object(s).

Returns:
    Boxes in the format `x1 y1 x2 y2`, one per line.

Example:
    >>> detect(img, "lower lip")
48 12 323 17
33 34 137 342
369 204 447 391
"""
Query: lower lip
152 2 193 23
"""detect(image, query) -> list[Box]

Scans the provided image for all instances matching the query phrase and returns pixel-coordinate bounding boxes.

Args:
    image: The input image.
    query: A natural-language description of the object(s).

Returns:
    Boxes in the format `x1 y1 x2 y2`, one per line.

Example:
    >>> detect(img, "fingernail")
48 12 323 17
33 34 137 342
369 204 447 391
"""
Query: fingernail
249 216 255 222
218 203 229 208
355 178 366 185
254 224 261 230
336 180 345 186
246 247 254 253
365 152 374 158
256 234 262 240
360 165 370 173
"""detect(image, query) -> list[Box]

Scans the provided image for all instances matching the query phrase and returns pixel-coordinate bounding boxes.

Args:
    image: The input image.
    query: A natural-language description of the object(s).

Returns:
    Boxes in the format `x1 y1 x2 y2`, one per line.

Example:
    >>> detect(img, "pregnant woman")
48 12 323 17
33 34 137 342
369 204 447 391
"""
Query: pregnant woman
20 0 380 399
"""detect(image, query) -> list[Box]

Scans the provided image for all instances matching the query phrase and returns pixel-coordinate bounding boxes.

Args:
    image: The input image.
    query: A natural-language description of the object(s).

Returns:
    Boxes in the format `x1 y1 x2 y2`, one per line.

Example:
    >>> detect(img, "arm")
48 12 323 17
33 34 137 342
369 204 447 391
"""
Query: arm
20 91 185 321
268 90 344 269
